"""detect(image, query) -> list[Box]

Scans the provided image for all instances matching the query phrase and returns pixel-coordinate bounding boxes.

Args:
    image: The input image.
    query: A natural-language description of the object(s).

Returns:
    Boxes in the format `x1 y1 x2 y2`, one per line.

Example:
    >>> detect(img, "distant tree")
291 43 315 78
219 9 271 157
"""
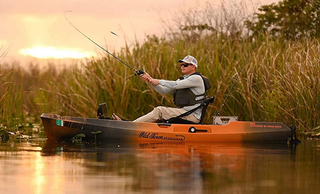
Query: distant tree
245 0 320 39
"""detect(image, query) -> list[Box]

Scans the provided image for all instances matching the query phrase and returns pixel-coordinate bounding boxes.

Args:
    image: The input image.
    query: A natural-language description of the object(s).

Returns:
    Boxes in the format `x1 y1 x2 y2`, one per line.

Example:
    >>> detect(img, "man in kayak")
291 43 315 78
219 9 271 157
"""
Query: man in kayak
113 55 210 123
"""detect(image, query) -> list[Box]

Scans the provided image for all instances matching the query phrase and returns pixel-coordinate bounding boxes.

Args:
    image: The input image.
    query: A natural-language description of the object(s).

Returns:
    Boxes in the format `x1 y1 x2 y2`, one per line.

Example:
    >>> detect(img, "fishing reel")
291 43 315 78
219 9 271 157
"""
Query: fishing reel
135 70 145 76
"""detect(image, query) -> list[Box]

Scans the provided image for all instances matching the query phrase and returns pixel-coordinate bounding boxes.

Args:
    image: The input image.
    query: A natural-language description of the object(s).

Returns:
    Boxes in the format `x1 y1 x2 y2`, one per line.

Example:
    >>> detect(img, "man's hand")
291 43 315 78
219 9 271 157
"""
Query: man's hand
149 78 159 86
140 72 159 86
140 72 151 82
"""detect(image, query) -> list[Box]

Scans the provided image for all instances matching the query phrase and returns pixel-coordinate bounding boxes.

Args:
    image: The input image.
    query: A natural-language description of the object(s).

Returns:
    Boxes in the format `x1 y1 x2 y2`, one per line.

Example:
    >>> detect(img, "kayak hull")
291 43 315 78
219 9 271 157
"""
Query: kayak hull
41 113 293 143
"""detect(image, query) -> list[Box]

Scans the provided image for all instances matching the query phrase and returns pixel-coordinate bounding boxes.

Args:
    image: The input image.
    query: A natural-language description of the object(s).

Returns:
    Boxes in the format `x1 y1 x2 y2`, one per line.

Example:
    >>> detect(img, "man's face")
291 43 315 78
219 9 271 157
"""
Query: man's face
180 62 196 75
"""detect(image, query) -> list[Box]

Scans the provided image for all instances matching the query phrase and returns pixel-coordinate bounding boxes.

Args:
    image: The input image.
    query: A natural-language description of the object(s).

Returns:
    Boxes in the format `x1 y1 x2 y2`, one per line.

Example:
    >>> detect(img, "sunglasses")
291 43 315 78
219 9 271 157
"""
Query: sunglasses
180 63 192 67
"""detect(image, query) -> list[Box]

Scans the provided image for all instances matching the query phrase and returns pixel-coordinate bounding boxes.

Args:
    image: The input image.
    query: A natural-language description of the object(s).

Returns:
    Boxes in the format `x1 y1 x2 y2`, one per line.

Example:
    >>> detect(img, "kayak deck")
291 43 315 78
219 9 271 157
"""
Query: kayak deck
40 113 296 143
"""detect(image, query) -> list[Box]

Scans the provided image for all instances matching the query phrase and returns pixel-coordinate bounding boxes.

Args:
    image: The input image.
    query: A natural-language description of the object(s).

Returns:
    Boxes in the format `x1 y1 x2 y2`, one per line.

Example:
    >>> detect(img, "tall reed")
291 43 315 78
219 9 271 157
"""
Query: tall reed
1 1 320 132
25 34 317 132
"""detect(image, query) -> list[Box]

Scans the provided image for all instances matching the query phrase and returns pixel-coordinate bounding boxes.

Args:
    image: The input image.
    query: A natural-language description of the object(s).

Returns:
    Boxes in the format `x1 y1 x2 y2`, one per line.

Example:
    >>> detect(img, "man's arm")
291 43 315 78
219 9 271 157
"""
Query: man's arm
150 84 175 95
139 73 203 94
139 72 175 94
159 75 203 90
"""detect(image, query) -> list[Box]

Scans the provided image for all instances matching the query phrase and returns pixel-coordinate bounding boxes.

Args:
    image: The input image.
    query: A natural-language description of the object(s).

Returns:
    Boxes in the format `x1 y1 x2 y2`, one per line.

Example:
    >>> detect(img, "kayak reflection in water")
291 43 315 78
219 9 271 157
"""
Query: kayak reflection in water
112 55 211 123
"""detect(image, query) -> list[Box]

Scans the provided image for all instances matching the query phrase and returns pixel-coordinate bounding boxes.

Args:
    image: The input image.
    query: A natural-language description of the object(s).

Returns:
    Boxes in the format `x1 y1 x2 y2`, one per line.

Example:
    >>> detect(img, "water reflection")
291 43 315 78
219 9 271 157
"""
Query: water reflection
0 140 319 193
41 141 297 193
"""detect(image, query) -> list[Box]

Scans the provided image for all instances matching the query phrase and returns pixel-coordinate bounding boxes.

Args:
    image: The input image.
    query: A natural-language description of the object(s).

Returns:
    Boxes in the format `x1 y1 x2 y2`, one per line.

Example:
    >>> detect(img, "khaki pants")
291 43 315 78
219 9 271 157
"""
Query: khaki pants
133 106 200 123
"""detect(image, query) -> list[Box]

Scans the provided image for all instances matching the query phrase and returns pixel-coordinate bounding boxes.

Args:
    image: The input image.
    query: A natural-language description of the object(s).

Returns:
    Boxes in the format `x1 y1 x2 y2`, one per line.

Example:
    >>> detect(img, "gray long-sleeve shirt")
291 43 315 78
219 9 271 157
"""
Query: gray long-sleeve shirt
150 74 205 119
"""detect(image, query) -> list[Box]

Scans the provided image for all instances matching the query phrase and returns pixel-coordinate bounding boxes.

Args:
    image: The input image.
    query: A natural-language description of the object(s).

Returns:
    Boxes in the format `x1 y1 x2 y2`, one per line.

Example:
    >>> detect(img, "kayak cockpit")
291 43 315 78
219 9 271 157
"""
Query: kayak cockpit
97 96 216 125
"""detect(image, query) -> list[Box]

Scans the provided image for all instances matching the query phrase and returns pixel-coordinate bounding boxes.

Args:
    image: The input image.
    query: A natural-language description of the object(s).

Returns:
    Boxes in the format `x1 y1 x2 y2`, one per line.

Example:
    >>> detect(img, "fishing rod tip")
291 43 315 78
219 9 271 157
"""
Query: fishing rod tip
110 31 118 36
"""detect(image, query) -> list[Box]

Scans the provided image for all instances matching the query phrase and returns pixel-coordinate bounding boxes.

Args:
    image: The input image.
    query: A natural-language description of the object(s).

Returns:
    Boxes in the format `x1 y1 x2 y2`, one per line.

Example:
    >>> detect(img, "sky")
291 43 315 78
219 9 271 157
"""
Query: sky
0 0 279 67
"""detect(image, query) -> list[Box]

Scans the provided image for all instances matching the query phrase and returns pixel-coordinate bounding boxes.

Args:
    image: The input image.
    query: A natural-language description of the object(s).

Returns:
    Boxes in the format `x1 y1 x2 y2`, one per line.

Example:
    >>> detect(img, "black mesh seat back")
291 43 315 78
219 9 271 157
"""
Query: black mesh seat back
165 96 215 124
199 96 215 124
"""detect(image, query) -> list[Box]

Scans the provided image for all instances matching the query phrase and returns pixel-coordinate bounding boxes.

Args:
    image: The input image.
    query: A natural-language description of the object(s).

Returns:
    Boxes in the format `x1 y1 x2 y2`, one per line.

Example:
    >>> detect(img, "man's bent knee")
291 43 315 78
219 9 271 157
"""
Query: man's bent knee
152 106 165 119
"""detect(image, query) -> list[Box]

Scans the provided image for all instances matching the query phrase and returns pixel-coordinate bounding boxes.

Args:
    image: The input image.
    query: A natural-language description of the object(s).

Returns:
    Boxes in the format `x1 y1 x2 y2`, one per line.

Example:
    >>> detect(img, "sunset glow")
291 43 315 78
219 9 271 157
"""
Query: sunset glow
19 46 96 59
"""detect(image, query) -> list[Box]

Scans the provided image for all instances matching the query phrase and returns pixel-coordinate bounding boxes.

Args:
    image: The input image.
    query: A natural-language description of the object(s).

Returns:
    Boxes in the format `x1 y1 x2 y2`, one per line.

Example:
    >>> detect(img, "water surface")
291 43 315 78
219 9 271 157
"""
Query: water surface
0 140 319 194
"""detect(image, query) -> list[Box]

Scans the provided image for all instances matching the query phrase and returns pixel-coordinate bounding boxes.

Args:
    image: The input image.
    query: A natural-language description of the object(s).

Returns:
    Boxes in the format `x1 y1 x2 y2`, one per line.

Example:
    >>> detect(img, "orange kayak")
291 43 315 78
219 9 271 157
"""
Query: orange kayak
40 113 298 143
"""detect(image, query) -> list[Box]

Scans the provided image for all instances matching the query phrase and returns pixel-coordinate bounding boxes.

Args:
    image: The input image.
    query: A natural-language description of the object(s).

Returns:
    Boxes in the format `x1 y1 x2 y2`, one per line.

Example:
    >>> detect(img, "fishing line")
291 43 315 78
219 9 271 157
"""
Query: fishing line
64 11 144 75
216 42 255 116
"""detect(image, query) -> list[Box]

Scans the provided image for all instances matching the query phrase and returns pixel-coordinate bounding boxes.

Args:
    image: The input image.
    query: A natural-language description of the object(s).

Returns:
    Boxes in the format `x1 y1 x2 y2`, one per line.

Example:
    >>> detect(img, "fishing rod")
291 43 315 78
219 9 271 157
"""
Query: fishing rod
216 43 255 116
64 11 144 75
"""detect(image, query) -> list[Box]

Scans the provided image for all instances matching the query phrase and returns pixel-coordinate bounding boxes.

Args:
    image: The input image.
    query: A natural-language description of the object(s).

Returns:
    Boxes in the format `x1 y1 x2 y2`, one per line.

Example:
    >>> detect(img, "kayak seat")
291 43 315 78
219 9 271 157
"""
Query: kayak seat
165 96 215 124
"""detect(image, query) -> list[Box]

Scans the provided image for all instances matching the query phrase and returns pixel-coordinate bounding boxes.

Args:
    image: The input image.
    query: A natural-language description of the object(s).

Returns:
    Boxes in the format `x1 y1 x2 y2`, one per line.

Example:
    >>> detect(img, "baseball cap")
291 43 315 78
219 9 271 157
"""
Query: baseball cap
178 55 198 68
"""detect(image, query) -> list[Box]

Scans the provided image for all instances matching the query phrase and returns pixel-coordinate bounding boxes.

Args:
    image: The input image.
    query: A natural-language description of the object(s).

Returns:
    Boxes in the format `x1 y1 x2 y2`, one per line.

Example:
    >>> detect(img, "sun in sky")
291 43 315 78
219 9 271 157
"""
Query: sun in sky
19 46 96 59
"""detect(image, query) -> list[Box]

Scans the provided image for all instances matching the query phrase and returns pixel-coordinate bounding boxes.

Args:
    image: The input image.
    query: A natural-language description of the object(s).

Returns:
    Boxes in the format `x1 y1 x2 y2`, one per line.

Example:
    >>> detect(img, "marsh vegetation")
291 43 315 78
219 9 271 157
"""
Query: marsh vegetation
1 0 319 135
